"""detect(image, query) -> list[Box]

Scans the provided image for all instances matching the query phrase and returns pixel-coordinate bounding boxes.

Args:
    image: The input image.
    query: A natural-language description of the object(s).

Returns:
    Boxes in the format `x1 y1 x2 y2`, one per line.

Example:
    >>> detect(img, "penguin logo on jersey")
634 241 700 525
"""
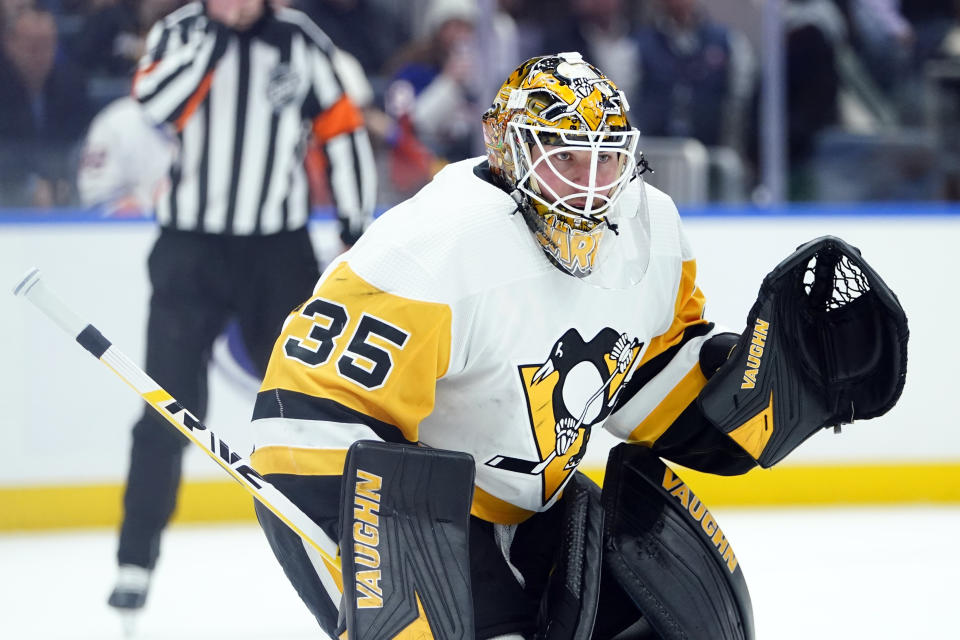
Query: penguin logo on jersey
485 327 643 504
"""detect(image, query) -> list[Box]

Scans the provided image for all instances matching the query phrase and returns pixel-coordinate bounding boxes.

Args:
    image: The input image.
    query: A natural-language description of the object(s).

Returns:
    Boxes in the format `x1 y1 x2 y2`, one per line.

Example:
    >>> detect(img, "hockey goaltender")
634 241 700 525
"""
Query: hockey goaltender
240 52 909 639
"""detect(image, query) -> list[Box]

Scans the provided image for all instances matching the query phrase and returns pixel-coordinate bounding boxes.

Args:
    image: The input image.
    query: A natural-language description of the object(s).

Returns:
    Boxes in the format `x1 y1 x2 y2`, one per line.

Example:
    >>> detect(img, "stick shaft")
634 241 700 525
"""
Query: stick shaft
12 268 339 564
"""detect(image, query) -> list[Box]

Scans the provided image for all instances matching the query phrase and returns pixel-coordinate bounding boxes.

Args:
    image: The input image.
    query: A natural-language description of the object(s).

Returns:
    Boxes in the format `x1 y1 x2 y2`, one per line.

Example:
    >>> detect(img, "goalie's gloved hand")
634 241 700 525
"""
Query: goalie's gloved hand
697 236 909 468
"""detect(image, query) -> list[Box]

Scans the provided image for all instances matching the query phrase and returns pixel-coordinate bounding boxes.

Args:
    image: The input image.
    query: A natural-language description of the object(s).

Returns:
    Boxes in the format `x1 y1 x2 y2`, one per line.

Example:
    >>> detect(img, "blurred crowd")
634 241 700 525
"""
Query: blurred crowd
1 0 959 209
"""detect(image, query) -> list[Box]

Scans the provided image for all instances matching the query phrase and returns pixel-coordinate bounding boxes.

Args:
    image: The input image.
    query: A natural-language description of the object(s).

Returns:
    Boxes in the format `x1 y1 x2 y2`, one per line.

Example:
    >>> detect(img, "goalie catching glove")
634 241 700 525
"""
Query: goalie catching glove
698 236 908 468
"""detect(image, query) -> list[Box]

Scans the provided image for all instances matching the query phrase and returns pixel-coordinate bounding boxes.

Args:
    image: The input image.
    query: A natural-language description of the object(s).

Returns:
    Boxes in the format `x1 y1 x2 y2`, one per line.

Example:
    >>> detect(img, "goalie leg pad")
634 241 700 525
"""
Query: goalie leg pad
340 441 476 640
534 472 604 640
698 235 909 467
601 444 755 640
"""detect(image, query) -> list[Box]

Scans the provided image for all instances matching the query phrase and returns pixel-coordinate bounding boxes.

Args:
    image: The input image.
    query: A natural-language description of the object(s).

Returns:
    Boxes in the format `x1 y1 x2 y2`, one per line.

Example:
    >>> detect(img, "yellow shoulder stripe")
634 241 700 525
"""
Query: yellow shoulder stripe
639 258 708 368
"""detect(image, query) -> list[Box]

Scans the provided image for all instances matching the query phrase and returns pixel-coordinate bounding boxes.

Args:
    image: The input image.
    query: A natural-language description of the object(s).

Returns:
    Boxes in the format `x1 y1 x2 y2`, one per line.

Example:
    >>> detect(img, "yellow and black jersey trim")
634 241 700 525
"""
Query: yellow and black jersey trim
254 389 414 446
250 390 415 480
615 322 714 407
471 486 538 524
628 364 710 445
621 258 712 444
621 322 714 403
252 446 349 478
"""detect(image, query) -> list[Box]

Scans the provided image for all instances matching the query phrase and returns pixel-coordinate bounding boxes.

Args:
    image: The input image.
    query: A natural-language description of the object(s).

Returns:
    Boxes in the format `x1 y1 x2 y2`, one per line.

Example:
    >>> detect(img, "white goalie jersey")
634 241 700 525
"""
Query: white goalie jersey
250 158 722 524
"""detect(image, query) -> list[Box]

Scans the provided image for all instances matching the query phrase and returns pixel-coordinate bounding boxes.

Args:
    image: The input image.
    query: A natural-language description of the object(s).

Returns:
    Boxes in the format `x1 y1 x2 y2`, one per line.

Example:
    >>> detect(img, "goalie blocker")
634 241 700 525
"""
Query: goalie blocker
699 236 909 467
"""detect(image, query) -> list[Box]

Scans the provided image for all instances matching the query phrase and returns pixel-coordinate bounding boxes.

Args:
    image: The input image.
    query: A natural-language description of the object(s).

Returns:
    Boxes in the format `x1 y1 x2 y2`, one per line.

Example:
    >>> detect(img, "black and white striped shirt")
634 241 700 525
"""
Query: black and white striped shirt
133 2 376 239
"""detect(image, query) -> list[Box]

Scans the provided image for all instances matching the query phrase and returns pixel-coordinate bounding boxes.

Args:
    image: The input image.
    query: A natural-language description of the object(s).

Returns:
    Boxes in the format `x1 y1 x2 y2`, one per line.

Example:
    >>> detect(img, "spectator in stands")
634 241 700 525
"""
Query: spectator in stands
540 0 641 104
903 0 959 67
384 0 482 164
632 0 756 153
0 7 92 206
840 0 959 124
499 0 563 62
844 0 914 101
293 0 409 86
380 0 518 170
895 0 959 124
784 0 846 199
70 0 184 79
0 0 33 27
373 0 483 201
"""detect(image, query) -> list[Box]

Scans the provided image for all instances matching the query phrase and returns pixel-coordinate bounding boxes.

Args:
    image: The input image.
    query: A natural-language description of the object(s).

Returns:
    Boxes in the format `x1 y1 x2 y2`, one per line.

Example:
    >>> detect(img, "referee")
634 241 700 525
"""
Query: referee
107 0 377 614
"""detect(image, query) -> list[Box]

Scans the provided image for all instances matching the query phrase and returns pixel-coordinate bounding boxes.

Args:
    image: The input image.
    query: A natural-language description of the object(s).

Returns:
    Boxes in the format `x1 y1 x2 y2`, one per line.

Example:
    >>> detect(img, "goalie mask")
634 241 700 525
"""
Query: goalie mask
482 52 649 288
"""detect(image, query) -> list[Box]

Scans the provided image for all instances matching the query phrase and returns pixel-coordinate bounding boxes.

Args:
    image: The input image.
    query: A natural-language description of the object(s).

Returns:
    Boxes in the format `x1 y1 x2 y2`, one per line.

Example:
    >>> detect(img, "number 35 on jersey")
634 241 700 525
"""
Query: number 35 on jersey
284 297 410 390
260 262 453 439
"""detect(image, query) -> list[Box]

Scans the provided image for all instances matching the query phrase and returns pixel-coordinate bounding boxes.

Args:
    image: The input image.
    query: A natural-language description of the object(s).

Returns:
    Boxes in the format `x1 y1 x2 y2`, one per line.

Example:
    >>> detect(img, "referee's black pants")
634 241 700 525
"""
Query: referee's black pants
116 227 321 570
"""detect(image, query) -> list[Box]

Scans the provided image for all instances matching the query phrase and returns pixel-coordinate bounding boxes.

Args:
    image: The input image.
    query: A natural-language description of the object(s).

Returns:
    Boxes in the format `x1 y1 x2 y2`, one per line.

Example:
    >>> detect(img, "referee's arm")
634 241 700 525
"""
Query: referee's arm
132 8 230 129
305 40 378 246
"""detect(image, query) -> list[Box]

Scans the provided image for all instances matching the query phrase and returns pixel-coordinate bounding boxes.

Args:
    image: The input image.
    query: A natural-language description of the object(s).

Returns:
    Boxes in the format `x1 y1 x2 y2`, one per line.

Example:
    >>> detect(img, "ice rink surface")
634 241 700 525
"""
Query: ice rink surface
2 506 957 639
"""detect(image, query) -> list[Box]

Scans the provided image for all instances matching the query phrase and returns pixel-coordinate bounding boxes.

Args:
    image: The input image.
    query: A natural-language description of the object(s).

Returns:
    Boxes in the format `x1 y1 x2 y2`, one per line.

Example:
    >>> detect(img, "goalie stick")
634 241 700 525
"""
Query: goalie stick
11 267 339 566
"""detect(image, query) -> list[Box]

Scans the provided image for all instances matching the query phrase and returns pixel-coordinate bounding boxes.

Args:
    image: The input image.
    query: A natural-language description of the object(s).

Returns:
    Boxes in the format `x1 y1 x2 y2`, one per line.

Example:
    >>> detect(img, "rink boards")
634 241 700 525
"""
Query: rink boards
1 203 958 530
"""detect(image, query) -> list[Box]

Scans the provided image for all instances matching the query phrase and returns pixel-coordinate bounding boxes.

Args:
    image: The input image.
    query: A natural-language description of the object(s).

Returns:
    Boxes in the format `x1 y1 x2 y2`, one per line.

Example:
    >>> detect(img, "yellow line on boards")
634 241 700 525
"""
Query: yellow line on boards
2 461 960 532
581 461 960 507
0 480 256 532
